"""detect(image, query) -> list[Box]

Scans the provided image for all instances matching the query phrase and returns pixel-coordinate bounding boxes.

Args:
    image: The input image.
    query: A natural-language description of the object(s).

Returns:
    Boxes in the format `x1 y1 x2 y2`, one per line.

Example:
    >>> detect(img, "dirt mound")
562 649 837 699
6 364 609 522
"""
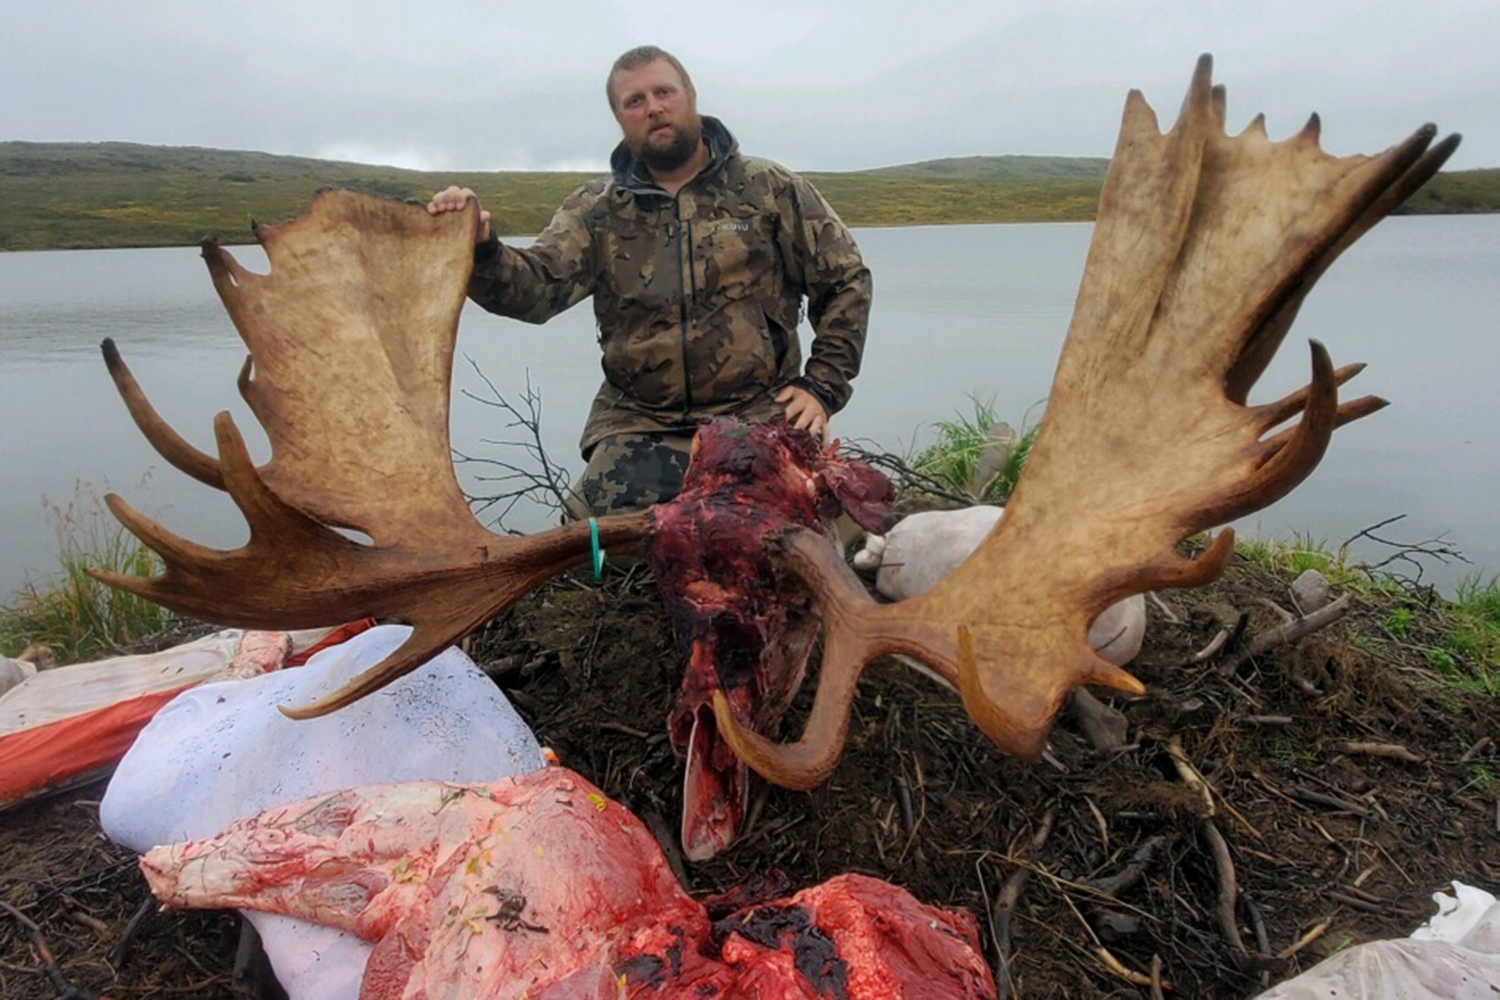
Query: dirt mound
2 554 1497 999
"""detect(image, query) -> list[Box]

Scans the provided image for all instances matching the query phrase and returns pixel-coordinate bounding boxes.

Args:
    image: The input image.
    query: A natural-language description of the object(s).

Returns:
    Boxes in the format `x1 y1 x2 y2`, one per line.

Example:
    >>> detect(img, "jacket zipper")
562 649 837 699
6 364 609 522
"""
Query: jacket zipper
673 198 694 413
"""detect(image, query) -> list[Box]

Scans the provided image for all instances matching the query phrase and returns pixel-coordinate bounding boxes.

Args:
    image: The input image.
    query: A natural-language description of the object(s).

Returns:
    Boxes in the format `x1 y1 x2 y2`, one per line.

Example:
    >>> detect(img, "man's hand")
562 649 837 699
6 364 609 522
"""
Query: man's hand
776 386 830 444
426 186 492 243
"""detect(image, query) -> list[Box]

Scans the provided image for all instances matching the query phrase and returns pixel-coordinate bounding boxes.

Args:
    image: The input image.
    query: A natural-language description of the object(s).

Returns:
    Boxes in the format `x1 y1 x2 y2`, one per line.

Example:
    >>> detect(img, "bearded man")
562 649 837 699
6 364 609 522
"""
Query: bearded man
428 45 871 517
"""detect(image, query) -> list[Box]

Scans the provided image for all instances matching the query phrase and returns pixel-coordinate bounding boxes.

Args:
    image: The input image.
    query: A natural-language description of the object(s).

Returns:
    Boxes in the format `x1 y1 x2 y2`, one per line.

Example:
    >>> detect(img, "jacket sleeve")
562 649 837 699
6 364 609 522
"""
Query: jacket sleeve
467 181 606 325
775 173 871 414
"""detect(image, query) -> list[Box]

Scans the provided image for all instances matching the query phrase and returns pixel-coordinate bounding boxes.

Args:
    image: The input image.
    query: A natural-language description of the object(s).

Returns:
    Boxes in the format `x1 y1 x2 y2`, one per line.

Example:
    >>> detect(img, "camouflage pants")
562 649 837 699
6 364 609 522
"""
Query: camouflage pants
564 432 696 520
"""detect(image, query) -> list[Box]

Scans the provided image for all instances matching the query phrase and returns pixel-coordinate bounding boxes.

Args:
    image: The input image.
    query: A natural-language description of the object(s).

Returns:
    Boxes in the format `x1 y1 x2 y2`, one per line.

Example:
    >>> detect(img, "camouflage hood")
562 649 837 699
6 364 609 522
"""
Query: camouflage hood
469 117 871 454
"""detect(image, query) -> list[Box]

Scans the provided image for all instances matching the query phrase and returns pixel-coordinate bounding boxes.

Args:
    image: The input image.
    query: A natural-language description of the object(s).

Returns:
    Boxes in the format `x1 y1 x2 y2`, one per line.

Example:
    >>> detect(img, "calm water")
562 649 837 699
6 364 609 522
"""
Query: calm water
1 216 1496 600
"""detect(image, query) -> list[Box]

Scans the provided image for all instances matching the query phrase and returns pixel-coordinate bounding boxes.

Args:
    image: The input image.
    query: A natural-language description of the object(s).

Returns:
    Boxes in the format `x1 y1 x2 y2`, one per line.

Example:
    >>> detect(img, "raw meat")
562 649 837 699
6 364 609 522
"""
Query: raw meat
142 768 994 999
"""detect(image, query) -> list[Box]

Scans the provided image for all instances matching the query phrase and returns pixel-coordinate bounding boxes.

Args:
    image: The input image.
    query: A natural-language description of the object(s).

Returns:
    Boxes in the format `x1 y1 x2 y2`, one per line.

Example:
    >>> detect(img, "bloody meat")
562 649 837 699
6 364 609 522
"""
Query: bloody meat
646 418 894 861
141 767 995 999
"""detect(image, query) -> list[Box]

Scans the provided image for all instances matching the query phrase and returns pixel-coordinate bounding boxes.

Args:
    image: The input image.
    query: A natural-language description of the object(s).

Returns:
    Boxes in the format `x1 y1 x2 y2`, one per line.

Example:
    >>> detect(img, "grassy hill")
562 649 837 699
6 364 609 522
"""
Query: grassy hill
1400 167 1500 214
0 142 594 251
0 142 1494 251
859 154 1110 181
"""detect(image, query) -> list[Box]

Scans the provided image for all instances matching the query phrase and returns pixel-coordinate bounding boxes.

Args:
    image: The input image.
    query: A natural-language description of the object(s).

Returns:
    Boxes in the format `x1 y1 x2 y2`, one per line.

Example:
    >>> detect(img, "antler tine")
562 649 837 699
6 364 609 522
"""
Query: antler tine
96 191 652 714
280 625 458 719
279 509 650 718
1193 340 1341 531
89 492 222 596
101 339 225 489
116 496 230 572
722 57 1458 788
710 527 906 789
1224 123 1457 404
1255 362 1367 430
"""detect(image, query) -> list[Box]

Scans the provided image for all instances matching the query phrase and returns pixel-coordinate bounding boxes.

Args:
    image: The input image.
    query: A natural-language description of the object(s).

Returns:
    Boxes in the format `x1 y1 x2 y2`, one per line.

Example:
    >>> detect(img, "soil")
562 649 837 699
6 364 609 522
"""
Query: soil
2 549 1498 999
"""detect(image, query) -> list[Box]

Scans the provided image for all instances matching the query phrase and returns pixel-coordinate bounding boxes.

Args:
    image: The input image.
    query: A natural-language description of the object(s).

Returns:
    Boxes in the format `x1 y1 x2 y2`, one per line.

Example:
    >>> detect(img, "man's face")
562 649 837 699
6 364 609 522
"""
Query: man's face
611 59 702 172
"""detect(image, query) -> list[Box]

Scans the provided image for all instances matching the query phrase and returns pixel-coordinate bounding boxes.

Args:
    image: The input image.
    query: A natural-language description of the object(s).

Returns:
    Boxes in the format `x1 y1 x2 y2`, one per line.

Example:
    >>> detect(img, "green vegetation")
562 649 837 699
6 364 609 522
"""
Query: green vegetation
4 142 1493 252
1232 531 1402 594
0 142 594 251
0 494 174 662
1433 575 1500 697
859 154 1110 182
909 397 1040 503
1384 606 1414 639
806 171 1103 227
1399 168 1500 215
1236 532 1500 697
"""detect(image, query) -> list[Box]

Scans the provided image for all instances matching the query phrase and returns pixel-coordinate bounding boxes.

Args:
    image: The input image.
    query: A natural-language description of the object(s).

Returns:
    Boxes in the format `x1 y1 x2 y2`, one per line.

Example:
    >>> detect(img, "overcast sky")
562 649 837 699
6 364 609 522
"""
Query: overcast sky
4 0 1495 174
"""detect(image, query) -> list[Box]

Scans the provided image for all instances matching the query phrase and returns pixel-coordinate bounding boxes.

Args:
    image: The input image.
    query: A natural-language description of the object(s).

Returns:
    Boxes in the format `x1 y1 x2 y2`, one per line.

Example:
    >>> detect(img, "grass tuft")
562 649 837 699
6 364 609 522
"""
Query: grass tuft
0 490 173 663
910 397 1040 503
1440 574 1500 697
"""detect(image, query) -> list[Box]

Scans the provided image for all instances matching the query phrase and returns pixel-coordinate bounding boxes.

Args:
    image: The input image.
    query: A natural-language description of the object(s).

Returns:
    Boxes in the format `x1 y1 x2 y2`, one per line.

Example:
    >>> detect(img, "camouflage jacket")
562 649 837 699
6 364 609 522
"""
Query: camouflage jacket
468 117 871 453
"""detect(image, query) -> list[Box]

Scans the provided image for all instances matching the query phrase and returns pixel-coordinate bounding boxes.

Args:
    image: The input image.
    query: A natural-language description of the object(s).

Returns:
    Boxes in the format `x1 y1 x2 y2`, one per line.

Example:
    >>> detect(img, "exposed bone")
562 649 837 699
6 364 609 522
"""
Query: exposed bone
92 192 648 716
714 55 1458 789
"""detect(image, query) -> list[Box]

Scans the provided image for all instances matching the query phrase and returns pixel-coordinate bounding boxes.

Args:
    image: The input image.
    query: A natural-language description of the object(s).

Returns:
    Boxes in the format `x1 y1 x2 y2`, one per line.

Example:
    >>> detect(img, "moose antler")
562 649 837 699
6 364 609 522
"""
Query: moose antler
93 191 647 717
714 55 1460 788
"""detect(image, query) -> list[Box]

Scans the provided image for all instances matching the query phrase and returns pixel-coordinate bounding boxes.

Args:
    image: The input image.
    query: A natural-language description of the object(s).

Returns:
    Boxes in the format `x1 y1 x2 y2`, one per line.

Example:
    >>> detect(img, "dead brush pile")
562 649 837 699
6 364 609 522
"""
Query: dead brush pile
1 552 1496 999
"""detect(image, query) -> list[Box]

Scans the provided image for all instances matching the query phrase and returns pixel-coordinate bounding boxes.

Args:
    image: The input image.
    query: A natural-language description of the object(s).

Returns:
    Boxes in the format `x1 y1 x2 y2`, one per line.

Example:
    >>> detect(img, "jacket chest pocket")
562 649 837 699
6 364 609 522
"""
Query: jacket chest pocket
695 212 775 302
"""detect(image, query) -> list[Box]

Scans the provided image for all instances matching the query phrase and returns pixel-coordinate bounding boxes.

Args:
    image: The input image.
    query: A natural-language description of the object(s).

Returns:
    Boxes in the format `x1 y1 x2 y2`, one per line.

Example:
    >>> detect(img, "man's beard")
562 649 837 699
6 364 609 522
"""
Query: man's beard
636 119 702 172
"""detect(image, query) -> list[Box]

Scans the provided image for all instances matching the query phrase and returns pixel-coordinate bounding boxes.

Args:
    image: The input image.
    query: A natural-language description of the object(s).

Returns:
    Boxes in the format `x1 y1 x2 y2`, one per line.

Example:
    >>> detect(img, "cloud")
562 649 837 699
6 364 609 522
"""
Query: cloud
2 0 1493 171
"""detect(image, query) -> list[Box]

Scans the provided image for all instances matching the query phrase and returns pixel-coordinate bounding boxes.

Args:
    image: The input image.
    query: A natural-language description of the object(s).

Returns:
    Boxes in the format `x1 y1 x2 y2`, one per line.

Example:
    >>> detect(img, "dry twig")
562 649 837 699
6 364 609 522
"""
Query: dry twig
1148 592 1183 624
1341 514 1471 588
1459 737 1493 764
1342 741 1424 764
1201 820 1248 959
1097 946 1170 989
992 805 1057 1000
0 898 109 1000
1277 919 1331 959
1219 595 1352 674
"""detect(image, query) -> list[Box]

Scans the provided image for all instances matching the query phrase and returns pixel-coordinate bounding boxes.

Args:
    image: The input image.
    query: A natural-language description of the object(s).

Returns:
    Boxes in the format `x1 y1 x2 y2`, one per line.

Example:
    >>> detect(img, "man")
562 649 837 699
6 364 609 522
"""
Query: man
428 45 871 517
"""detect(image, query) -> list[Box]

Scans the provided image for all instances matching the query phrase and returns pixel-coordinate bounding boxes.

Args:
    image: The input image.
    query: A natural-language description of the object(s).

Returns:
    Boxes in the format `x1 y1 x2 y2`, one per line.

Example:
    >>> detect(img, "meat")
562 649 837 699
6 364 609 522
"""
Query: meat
646 418 894 860
141 767 995 1000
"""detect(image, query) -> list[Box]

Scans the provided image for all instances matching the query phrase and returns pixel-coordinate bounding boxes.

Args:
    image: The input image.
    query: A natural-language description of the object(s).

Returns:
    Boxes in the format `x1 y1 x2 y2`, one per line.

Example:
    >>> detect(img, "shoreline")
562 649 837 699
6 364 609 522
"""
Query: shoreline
3 142 1495 252
4 205 1497 254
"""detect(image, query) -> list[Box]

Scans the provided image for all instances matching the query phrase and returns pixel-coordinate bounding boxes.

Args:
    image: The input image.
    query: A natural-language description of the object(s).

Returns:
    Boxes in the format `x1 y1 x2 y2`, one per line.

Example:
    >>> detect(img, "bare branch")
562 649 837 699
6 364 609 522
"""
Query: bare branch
1219 595 1352 674
1337 513 1471 589
454 357 578 527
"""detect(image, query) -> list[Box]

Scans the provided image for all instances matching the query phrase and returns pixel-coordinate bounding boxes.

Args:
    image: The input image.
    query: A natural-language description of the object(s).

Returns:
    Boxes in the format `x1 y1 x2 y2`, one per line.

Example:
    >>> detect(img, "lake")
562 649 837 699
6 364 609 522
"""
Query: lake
1 215 1496 601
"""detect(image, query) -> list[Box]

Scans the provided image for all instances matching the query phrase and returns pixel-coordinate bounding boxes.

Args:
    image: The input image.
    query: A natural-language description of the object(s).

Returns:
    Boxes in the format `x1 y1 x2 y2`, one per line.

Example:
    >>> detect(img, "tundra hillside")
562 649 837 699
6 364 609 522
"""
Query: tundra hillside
1 141 1495 251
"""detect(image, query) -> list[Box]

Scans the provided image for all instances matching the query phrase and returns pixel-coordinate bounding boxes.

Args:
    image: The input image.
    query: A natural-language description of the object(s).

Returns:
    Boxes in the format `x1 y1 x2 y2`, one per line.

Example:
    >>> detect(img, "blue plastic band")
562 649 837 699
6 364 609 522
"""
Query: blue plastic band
588 517 604 579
